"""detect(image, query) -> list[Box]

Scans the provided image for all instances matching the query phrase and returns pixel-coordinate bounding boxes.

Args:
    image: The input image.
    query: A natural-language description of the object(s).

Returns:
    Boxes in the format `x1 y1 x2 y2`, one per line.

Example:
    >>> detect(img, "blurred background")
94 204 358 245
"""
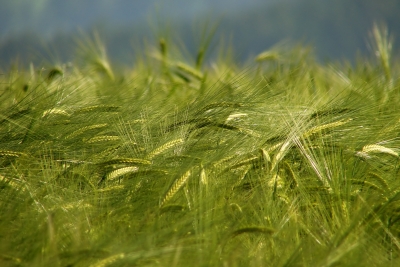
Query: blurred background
1 0 399 69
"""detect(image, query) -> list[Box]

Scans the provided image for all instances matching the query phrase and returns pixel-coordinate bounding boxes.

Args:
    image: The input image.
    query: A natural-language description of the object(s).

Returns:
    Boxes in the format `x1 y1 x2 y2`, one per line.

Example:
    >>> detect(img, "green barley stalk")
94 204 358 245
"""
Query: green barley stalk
65 123 108 139
195 102 243 115
89 253 125 267
350 179 386 194
225 156 259 171
368 172 389 192
75 105 120 114
86 135 120 143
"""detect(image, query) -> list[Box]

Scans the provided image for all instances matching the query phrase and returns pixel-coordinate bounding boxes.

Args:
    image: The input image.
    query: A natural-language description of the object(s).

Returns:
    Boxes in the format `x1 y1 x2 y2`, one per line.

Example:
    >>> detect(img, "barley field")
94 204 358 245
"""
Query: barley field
1 26 400 266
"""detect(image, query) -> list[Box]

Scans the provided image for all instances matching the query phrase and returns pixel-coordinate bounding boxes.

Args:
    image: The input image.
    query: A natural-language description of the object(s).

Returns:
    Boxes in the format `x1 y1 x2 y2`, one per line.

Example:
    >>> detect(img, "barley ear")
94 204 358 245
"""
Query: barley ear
231 226 275 238
371 23 392 82
302 118 352 139
255 51 279 62
98 158 151 166
160 169 191 207
89 253 125 267
200 167 207 185
260 148 271 162
42 108 70 118
270 140 292 171
359 144 398 158
0 151 27 157
175 62 204 81
146 138 184 160
106 166 139 181
195 48 204 69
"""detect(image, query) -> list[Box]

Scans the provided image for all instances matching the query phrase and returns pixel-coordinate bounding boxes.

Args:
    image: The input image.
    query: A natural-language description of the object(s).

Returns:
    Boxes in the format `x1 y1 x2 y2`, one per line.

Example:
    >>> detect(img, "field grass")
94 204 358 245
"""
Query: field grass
1 26 400 266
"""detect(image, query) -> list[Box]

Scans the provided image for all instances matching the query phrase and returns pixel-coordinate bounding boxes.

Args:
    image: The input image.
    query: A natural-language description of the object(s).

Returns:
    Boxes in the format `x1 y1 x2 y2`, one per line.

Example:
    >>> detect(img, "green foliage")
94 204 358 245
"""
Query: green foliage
1 28 400 266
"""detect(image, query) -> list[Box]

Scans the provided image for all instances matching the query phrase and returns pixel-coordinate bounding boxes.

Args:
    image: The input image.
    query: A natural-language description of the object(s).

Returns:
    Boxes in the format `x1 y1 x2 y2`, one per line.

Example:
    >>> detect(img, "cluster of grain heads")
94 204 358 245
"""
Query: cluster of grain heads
0 24 399 266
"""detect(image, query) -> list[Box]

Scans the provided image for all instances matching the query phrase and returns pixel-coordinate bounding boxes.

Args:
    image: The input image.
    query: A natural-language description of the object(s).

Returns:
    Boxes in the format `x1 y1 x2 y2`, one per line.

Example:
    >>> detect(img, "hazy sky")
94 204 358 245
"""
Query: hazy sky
1 0 398 67
0 0 274 37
